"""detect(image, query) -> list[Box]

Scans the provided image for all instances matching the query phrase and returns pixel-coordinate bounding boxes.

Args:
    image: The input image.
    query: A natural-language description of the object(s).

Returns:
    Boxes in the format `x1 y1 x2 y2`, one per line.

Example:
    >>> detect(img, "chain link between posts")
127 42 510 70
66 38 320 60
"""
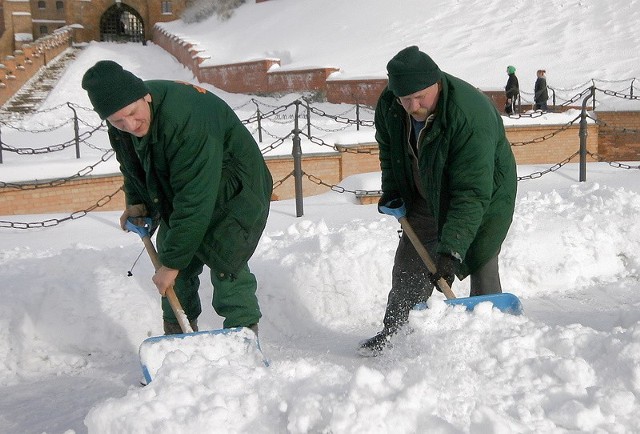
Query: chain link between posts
1 81 639 227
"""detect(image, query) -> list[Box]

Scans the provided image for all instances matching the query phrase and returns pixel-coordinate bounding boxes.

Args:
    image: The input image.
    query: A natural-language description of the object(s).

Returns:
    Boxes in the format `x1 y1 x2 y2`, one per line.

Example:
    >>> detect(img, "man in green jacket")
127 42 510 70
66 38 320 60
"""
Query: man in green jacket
82 60 272 335
359 46 517 356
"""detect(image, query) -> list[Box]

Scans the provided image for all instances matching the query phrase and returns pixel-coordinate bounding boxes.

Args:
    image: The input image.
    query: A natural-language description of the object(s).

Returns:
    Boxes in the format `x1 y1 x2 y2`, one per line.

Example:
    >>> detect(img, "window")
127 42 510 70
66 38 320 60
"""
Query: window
40 25 48 35
56 1 64 11
161 1 172 14
38 1 46 9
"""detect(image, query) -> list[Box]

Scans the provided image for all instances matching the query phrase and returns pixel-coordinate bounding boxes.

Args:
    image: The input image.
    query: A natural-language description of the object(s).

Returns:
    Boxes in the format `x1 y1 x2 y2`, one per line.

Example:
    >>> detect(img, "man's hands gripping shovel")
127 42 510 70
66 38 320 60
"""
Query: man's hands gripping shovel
125 217 193 333
379 198 523 314
379 198 458 298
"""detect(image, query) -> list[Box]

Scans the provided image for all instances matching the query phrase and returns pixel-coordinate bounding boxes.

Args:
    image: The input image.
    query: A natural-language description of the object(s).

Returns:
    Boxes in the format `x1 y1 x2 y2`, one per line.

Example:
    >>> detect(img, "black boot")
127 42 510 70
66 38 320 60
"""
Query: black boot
357 329 395 357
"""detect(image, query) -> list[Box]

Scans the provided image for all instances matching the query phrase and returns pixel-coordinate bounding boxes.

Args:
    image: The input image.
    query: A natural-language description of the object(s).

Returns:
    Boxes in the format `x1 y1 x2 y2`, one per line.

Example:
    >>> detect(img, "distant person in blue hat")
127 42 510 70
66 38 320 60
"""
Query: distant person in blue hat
505 65 519 114
358 46 517 356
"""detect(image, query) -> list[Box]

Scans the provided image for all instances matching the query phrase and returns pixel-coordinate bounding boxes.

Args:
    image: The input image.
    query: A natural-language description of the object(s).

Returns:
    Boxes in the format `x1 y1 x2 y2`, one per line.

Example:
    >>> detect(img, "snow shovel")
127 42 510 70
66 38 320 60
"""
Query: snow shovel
380 201 523 315
125 219 268 384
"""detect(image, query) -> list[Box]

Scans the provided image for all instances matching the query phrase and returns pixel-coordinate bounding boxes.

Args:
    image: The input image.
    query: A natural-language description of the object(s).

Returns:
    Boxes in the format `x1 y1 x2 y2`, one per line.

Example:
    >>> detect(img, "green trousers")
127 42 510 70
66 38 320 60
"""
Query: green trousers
157 231 261 329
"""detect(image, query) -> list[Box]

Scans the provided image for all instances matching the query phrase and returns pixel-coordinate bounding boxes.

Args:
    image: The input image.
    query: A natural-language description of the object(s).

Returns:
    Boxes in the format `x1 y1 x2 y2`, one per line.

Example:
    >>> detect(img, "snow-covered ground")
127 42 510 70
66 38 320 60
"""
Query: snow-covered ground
1 0 640 432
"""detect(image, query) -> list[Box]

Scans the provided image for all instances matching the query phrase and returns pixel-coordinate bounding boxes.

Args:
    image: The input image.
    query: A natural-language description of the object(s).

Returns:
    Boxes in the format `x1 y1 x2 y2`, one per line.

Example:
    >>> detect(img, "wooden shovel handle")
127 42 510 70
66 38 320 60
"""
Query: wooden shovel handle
140 235 193 333
398 216 457 300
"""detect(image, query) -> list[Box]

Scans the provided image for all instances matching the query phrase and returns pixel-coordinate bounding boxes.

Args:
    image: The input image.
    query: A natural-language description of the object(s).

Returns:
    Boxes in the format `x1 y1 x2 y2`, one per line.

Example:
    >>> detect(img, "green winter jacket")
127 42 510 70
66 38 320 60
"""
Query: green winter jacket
109 80 272 276
375 72 517 278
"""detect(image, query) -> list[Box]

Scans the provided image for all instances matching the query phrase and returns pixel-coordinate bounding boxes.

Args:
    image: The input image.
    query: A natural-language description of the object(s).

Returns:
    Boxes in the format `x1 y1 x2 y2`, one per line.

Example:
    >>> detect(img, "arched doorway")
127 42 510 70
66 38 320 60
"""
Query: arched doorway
100 3 145 44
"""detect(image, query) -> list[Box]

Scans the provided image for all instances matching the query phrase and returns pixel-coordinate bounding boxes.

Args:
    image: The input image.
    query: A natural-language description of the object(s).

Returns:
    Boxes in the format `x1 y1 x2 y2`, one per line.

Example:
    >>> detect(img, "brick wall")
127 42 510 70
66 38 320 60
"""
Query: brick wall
0 0 31 56
0 155 345 215
154 24 388 105
266 153 342 201
199 59 278 94
156 22 381 104
153 25 376 103
507 124 598 164
0 175 125 216
153 28 203 72
268 67 340 94
596 112 640 161
0 121 605 215
153 26 592 109
326 79 387 106
0 112 640 215
0 29 72 106
335 144 380 179
154 26 344 98
0 2 191 105
67 0 188 44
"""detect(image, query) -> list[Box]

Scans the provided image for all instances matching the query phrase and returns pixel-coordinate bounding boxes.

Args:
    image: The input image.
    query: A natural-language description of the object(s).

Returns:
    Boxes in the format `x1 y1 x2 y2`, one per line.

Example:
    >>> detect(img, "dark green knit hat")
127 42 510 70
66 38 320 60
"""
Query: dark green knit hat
387 46 441 97
81 60 150 119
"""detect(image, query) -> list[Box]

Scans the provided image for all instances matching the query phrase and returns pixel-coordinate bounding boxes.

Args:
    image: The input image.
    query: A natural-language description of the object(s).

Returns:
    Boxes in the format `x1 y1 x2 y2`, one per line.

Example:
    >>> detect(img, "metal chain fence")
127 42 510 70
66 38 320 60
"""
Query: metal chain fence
1 82 639 227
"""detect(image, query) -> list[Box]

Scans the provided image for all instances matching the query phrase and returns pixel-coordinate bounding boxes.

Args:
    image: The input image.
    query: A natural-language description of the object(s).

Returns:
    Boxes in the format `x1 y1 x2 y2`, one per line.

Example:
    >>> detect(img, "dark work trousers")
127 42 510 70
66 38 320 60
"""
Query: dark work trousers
381 197 502 332
156 224 262 329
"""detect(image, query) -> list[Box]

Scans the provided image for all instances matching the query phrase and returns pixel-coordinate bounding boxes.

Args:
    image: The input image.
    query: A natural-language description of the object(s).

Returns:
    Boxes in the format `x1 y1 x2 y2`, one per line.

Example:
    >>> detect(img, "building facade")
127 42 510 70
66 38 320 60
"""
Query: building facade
0 0 190 56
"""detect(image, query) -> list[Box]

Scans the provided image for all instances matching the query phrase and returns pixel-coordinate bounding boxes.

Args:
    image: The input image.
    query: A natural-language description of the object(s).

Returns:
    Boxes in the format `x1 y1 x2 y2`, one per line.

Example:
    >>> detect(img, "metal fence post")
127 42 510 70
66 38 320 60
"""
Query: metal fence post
68 102 81 159
356 103 360 131
253 100 263 143
579 86 595 182
0 127 3 164
292 100 304 217
304 98 311 138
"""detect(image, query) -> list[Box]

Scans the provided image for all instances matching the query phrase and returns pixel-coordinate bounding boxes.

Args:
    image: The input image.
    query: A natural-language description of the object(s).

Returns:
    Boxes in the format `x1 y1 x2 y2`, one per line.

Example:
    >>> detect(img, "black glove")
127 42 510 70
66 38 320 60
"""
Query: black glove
429 253 459 291
377 193 403 215
148 213 161 237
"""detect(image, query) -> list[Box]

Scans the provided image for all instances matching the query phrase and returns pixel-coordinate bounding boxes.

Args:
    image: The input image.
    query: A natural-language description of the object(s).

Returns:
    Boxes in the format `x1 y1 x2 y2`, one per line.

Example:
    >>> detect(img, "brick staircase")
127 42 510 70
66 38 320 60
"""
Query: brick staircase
1 46 82 115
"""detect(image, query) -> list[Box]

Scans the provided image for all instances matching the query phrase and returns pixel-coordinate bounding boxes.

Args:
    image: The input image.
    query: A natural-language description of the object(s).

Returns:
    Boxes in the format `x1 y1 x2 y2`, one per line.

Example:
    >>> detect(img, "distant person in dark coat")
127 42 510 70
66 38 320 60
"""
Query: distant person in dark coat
504 65 519 115
534 69 549 111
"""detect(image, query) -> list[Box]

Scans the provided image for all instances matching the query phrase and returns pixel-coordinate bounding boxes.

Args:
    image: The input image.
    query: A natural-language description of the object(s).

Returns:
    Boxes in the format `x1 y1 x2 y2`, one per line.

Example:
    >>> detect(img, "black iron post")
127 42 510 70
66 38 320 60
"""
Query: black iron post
253 100 263 143
579 86 595 182
68 102 81 159
292 100 304 217
304 98 311 138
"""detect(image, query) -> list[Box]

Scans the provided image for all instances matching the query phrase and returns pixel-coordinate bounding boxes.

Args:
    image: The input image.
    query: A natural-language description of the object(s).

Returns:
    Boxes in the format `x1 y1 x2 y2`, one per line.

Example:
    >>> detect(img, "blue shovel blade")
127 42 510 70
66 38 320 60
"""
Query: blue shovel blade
415 293 523 315
139 327 268 384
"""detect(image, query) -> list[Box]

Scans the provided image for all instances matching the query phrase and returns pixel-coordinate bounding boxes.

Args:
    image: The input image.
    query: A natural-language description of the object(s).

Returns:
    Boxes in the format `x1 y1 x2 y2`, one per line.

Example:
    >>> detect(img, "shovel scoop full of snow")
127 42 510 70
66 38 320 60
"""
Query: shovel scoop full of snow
381 200 523 316
124 220 268 383
415 292 523 315
139 327 268 384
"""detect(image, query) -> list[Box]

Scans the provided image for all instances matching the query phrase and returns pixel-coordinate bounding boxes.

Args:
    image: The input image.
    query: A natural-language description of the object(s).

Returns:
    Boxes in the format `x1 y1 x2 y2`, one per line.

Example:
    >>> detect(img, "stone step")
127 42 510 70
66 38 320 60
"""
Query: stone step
1 46 83 115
